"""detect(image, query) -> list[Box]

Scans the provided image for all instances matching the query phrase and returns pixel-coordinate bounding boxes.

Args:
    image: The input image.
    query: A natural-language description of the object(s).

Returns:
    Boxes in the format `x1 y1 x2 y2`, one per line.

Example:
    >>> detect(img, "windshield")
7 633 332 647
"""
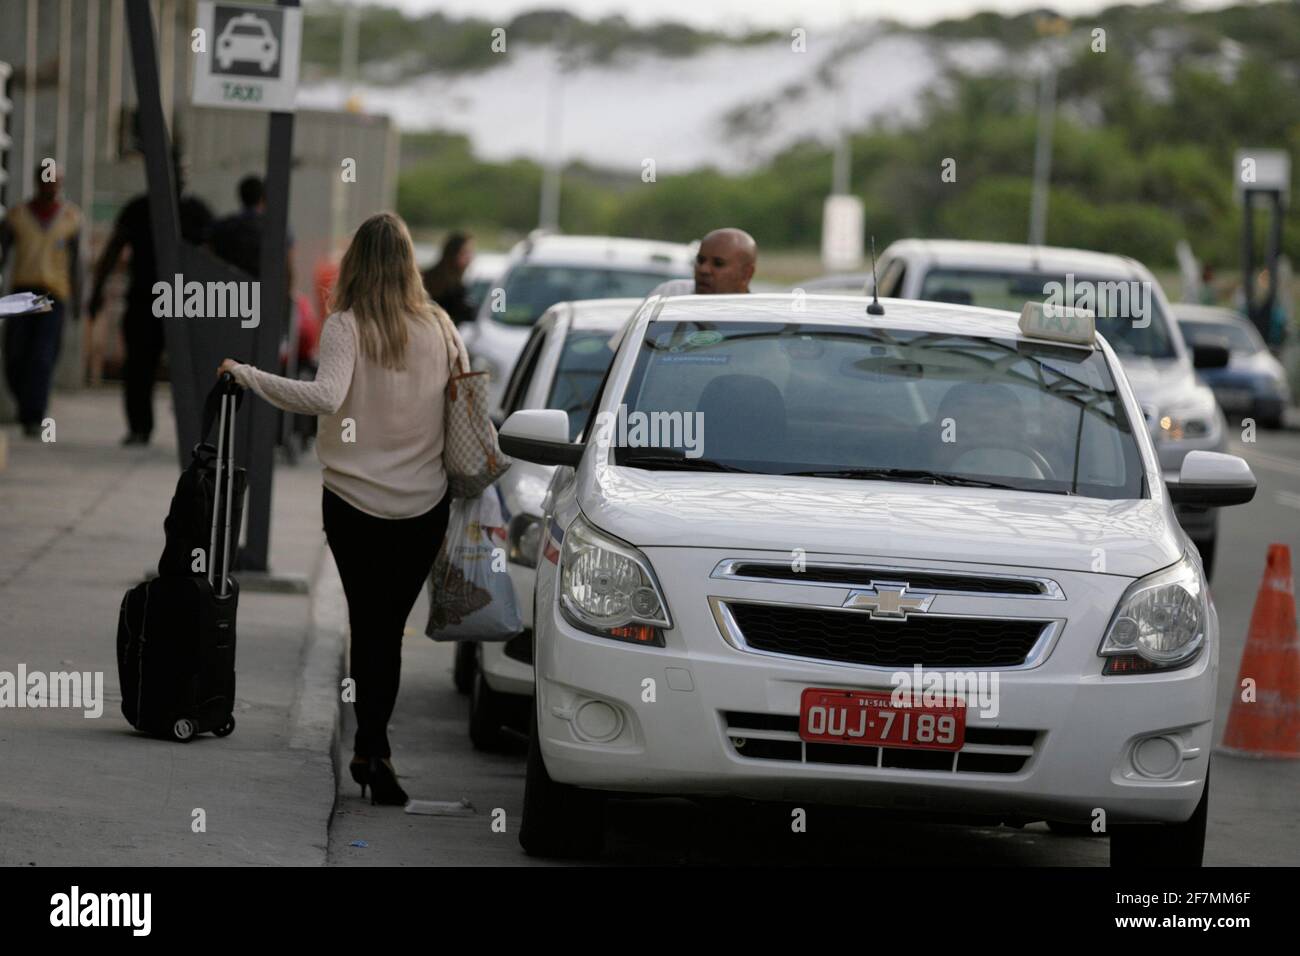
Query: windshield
492 265 685 328
1179 319 1260 354
613 320 1145 499
918 268 1176 359
548 330 619 441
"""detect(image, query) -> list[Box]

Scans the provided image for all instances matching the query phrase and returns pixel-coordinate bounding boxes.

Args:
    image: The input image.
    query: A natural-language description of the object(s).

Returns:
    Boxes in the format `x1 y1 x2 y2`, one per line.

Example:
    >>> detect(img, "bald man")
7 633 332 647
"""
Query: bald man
651 227 757 297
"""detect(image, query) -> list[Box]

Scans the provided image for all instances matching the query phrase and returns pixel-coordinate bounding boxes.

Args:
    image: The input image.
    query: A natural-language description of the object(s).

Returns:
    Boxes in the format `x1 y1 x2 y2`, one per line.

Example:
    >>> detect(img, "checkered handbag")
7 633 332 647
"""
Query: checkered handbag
433 305 511 498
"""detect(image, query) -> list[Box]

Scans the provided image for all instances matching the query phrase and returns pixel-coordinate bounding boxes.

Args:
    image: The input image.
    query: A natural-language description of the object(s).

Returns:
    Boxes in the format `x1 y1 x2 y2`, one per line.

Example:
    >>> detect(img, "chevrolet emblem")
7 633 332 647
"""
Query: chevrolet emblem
842 582 934 619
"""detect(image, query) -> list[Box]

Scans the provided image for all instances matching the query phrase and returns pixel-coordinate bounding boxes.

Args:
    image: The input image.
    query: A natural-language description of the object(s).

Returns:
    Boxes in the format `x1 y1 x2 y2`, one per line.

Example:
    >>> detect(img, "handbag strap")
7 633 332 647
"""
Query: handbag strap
432 303 471 377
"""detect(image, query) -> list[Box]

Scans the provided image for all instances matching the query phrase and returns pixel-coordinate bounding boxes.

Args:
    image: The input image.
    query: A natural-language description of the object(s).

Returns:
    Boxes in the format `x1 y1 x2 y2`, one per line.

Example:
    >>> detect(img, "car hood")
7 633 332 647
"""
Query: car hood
581 468 1180 578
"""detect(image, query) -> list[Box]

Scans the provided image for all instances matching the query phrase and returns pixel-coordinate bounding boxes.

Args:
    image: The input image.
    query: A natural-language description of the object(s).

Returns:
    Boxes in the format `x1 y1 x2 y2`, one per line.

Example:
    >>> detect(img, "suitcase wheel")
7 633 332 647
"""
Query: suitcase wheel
171 717 196 742
213 717 236 738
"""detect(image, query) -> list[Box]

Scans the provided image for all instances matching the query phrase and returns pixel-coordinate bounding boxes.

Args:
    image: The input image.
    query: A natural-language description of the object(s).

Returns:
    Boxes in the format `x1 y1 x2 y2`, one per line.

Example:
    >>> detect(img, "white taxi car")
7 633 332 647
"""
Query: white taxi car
869 240 1231 576
465 298 637 750
460 234 693 409
499 293 1256 865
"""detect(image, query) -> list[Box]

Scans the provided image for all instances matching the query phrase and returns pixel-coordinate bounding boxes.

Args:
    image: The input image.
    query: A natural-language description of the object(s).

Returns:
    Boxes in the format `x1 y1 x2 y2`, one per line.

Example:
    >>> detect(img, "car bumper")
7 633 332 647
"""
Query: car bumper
480 635 534 696
535 594 1216 826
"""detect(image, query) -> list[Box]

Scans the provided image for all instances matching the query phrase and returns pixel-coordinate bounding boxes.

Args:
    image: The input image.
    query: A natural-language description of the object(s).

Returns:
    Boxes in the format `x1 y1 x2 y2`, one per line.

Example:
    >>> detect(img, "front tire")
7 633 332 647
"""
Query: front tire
1110 765 1209 867
453 640 475 695
519 707 605 859
469 669 510 752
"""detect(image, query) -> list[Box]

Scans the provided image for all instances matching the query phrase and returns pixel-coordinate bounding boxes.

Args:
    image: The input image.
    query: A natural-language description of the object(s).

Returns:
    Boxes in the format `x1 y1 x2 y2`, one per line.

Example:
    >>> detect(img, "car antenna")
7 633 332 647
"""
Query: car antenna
866 235 885 315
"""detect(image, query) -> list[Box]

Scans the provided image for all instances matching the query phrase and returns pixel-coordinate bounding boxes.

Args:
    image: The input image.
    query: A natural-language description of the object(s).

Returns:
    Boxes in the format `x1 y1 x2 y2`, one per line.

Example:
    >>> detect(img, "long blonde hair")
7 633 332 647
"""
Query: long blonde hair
330 212 435 370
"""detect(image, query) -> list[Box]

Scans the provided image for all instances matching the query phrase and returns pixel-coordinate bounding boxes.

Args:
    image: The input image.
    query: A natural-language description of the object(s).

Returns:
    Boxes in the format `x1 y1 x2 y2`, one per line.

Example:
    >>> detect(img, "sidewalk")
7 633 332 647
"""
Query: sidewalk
0 386 337 865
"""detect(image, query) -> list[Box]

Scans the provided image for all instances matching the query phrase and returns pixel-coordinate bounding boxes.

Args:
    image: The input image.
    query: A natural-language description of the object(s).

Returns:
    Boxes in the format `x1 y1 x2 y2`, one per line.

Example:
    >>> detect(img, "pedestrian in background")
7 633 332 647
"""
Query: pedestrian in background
649 226 758 297
219 212 458 807
211 173 295 288
421 231 475 325
0 163 82 437
86 148 214 446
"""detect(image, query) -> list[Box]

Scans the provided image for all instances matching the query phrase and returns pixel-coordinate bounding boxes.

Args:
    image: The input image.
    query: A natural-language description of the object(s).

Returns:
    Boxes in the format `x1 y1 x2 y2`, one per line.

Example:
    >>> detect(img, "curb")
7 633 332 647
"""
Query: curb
289 545 347 753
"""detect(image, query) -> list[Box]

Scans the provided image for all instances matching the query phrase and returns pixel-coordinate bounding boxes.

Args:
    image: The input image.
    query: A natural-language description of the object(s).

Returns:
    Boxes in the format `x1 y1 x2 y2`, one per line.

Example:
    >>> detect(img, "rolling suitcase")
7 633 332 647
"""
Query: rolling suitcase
116 375 243 742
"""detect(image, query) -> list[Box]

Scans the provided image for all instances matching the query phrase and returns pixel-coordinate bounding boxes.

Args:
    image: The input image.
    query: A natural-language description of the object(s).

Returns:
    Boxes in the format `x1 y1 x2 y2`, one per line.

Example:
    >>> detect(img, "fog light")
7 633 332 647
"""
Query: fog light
1132 735 1180 777
574 700 622 742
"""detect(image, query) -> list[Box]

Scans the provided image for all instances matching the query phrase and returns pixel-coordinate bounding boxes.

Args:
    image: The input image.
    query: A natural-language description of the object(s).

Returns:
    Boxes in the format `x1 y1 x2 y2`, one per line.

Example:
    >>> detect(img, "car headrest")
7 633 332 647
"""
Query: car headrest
695 374 787 458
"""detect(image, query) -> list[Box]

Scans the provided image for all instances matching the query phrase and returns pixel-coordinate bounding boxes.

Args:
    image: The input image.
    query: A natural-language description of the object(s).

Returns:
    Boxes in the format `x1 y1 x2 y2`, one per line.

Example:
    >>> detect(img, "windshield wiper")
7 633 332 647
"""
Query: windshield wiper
617 451 752 473
787 467 1024 490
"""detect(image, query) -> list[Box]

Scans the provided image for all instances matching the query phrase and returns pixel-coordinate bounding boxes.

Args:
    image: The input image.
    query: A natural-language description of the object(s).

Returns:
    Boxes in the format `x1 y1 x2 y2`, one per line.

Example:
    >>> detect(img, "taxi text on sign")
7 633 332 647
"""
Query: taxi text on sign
192 2 303 112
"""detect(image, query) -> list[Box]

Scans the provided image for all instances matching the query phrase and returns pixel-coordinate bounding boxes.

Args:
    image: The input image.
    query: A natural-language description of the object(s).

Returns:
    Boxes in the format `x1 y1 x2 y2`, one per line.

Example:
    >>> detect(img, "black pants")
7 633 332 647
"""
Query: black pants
122 307 165 438
2 293 64 428
323 485 451 759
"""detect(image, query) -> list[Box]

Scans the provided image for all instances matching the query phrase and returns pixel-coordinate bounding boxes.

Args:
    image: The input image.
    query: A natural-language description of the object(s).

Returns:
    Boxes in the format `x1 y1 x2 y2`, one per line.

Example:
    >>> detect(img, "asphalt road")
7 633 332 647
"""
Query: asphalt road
330 417 1300 867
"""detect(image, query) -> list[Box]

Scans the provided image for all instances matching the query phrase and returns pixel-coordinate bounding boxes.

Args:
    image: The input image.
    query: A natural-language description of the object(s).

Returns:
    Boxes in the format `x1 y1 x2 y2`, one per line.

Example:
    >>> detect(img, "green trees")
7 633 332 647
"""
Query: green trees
390 3 1300 268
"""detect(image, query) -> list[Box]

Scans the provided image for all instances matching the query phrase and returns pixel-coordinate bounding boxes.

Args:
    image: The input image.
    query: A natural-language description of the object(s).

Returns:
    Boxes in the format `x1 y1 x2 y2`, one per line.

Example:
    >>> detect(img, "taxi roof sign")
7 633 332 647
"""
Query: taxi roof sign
1018 301 1096 346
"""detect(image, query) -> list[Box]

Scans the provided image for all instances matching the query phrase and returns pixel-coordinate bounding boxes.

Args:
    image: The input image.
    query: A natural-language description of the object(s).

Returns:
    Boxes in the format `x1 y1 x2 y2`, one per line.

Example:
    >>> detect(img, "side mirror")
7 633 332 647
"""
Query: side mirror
1165 450 1256 507
499 409 584 468
1190 341 1230 370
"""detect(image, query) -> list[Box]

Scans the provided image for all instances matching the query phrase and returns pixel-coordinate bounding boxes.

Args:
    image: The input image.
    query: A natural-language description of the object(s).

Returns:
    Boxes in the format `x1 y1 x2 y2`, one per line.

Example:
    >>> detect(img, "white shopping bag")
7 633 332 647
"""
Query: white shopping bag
425 485 523 641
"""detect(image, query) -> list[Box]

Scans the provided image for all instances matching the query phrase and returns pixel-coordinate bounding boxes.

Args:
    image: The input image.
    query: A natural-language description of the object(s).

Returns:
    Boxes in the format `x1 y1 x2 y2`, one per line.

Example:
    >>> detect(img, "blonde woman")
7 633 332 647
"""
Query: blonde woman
219 212 458 807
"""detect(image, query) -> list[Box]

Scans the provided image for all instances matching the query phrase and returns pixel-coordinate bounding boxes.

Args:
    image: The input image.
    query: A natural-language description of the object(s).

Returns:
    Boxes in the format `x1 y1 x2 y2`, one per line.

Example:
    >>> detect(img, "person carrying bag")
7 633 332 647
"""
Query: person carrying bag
218 212 482 808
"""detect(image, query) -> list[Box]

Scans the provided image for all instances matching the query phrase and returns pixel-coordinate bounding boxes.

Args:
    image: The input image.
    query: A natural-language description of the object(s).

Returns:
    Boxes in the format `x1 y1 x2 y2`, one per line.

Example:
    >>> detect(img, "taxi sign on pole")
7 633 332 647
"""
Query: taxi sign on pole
193 1 302 112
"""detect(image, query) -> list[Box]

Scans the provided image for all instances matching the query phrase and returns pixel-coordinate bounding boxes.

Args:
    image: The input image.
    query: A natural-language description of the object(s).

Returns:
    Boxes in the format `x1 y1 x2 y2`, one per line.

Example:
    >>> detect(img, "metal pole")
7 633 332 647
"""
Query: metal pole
1028 64 1056 247
1265 191 1283 335
125 0 198 468
240 0 298 572
81 0 100 209
57 0 72 167
22 0 36 199
107 0 123 161
538 38 566 232
1241 192 1257 330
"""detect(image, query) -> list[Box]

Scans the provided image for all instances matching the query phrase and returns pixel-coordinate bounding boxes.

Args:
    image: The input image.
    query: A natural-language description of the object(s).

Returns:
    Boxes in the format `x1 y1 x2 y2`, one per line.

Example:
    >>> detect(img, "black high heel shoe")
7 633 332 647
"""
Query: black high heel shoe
367 757 408 806
349 757 370 799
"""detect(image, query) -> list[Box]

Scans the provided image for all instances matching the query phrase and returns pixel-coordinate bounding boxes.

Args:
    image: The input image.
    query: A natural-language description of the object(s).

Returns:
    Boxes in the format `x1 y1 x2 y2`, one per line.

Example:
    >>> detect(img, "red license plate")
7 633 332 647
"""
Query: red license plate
799 688 966 751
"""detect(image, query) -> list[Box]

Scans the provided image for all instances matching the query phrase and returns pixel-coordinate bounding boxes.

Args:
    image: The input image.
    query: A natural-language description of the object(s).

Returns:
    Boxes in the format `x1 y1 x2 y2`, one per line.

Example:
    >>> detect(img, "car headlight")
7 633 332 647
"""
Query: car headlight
1099 555 1207 674
1157 411 1213 441
558 515 671 646
1156 392 1220 442
508 514 543 569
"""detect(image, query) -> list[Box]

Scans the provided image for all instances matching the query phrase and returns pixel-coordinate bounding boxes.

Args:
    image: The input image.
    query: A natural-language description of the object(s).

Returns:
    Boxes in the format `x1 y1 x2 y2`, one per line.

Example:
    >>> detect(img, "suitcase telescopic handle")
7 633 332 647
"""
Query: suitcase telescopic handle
199 373 245 448
206 377 241 596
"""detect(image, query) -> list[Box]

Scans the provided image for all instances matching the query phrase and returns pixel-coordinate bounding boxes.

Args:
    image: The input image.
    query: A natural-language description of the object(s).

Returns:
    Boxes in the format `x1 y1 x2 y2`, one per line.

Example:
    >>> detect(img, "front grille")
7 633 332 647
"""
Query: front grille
726 602 1047 668
723 712 1037 775
729 563 1046 596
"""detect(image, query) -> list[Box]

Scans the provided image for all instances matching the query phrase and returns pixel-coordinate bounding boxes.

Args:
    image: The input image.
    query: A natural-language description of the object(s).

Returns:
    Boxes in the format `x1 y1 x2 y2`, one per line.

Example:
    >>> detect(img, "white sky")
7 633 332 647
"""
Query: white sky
360 0 1234 32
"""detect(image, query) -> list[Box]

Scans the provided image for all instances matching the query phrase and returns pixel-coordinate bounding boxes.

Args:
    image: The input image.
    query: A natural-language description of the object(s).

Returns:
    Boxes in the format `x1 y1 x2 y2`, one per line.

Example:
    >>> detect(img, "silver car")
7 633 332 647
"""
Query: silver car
460 297 639 750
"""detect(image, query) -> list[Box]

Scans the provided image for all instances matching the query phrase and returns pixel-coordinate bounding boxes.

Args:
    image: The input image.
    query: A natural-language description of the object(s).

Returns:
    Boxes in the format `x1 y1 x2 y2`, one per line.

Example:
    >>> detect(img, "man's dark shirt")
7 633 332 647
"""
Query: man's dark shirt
116 193 215 310
211 208 264 278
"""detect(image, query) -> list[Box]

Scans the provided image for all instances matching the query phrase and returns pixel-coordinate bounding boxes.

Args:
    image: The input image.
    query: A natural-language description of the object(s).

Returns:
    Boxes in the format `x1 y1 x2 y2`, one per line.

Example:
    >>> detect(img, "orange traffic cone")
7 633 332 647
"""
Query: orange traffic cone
1219 544 1300 758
